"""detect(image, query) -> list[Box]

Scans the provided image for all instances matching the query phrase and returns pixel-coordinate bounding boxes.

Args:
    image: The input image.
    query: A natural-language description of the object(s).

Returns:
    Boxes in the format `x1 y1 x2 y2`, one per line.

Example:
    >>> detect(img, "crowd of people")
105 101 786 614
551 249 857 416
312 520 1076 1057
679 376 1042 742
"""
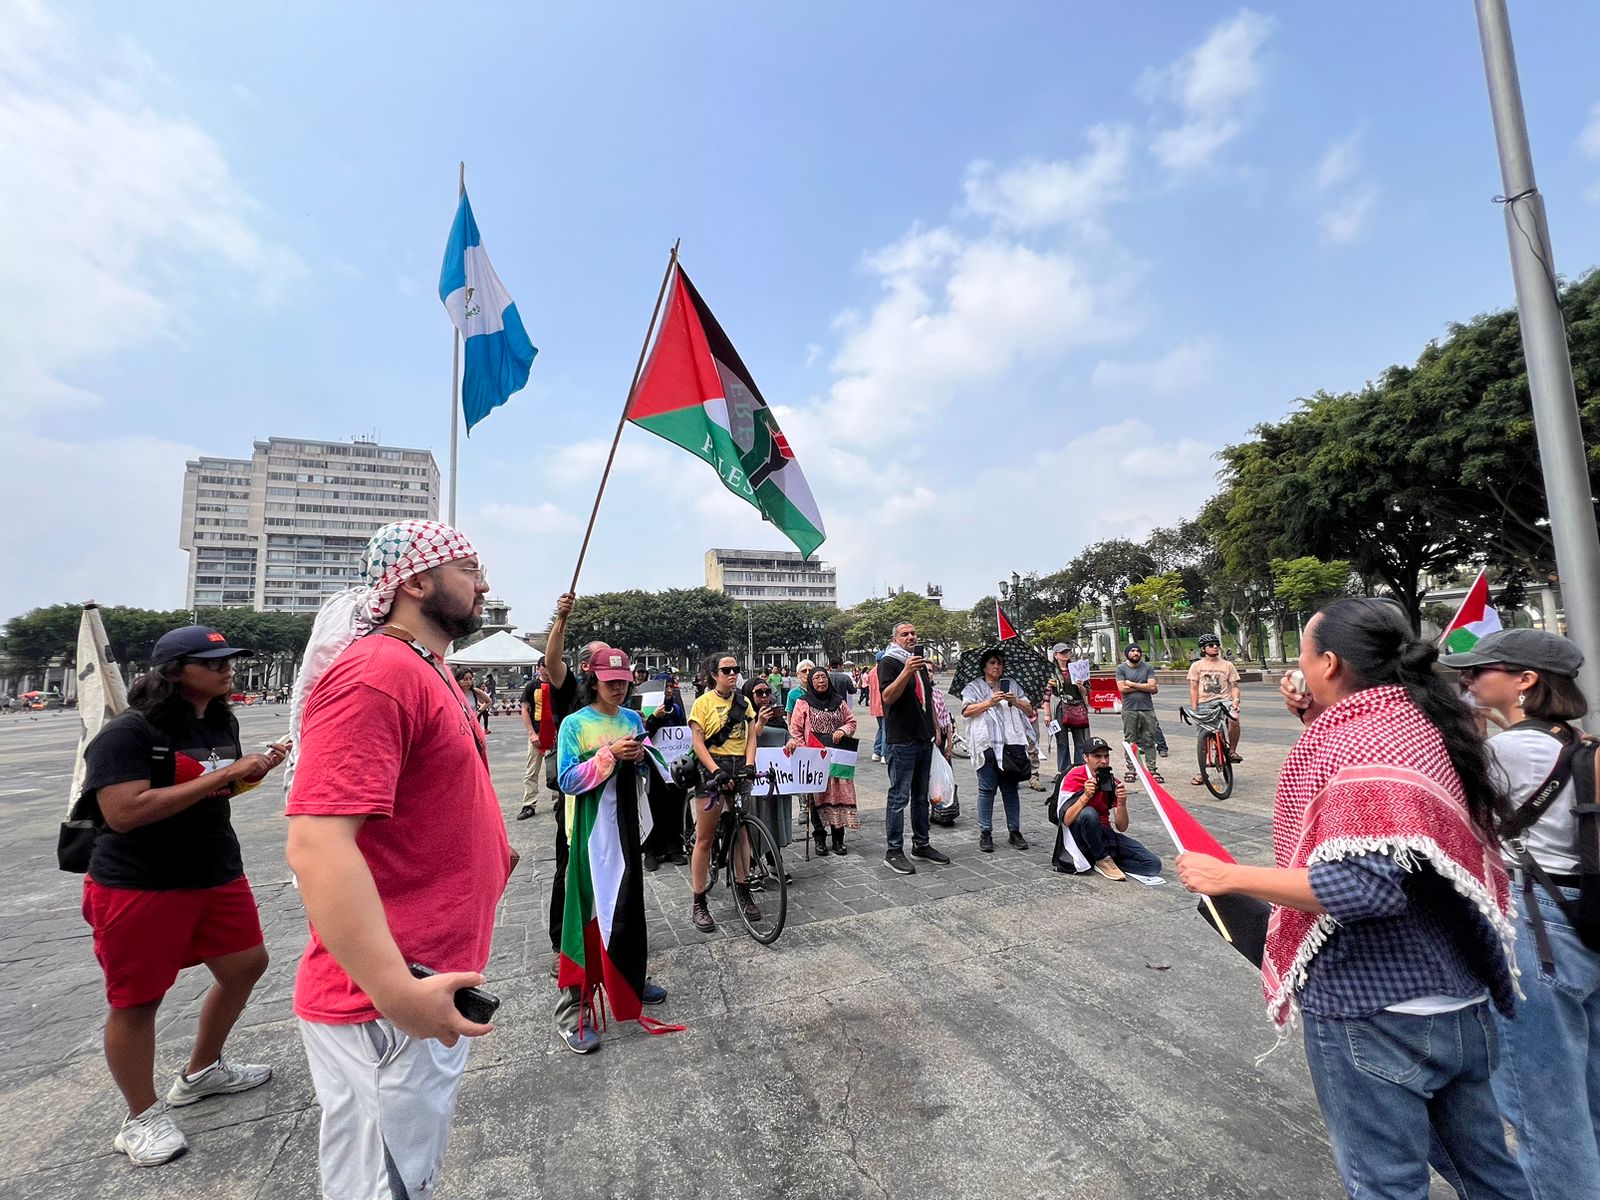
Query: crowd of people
67 518 1600 1200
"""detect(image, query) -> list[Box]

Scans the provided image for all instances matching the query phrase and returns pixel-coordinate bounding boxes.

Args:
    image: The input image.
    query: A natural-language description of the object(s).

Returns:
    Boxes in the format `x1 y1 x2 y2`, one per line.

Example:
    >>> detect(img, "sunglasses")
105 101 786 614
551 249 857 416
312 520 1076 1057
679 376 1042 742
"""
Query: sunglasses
184 657 234 672
717 666 739 675
752 688 772 697
1459 664 1521 680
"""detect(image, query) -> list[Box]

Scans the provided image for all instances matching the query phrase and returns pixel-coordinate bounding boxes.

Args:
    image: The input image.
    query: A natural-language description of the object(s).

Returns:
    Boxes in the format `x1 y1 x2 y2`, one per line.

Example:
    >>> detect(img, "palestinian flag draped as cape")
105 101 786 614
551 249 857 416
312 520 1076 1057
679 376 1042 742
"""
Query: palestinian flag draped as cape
627 265 826 558
557 716 680 1034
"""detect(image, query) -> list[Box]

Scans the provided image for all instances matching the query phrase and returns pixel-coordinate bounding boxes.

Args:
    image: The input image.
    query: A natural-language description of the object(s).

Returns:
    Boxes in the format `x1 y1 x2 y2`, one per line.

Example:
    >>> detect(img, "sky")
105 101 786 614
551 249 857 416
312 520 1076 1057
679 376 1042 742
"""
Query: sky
6 1 1600 628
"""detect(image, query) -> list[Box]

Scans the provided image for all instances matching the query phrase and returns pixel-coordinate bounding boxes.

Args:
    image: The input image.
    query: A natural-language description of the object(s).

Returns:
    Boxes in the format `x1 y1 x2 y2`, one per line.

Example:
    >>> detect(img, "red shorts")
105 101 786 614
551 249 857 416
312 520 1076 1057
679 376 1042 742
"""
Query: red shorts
82 875 265 1009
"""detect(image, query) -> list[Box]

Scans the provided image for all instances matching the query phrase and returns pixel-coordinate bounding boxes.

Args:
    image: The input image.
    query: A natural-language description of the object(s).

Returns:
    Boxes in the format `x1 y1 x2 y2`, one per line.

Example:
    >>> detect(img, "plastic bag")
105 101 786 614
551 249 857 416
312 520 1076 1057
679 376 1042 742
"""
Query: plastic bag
929 750 956 809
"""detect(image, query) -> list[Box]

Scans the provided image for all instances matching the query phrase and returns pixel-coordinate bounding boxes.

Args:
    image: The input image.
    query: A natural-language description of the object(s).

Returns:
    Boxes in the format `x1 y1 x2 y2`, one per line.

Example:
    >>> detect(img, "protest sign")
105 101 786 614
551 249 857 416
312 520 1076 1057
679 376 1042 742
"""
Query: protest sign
751 746 830 795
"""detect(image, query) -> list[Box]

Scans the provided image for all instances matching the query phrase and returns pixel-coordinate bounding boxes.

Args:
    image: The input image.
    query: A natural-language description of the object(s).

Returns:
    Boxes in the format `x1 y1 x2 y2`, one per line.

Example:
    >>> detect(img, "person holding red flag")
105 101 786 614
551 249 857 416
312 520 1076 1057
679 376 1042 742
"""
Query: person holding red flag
1177 597 1527 1200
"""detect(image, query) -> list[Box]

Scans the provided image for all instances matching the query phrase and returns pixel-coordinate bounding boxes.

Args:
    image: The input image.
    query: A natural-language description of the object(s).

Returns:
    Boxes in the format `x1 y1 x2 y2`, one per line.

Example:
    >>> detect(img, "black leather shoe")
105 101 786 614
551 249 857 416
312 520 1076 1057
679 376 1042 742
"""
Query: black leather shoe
979 830 994 853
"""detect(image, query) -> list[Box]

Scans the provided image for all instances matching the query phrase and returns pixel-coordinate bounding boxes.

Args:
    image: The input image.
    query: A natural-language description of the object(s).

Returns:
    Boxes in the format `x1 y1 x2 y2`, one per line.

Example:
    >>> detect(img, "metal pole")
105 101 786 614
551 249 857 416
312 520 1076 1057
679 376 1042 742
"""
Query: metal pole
1475 0 1600 719
448 161 464 525
746 605 755 679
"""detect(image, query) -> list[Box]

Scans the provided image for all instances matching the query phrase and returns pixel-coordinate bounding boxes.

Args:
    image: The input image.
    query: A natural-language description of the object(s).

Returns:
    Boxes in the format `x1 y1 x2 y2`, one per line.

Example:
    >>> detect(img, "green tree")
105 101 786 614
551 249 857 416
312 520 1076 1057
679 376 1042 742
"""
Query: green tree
0 604 83 675
1270 556 1352 617
1033 605 1100 649
1124 572 1186 661
750 601 831 663
642 589 738 667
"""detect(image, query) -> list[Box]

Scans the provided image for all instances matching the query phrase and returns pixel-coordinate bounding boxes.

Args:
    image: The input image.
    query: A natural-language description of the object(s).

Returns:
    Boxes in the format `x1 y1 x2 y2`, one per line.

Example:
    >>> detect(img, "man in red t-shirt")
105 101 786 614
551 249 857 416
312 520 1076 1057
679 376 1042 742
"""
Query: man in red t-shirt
1050 737 1163 881
285 522 512 1200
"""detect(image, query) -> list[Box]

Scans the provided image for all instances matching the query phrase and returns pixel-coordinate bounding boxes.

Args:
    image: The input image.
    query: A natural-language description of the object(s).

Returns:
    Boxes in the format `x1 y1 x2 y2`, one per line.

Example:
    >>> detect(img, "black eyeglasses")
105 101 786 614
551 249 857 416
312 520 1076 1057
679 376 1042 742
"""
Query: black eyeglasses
717 666 739 675
1459 664 1520 680
184 658 233 672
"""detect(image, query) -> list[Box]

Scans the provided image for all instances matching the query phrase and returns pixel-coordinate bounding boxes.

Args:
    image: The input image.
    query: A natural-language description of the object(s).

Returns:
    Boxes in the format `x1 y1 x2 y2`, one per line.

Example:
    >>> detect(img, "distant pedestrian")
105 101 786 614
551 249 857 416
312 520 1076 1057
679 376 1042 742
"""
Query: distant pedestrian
790 665 860 856
785 659 815 714
80 625 284 1167
641 676 689 871
960 647 1035 854
286 521 512 1199
877 622 949 875
518 661 554 820
1116 644 1163 783
1043 643 1092 774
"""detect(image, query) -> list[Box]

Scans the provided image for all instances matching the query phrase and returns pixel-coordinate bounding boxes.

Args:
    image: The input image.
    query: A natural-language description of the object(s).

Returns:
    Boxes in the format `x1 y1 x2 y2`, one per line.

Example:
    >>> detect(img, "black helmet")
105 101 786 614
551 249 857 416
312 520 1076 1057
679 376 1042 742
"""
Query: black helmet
1197 633 1221 649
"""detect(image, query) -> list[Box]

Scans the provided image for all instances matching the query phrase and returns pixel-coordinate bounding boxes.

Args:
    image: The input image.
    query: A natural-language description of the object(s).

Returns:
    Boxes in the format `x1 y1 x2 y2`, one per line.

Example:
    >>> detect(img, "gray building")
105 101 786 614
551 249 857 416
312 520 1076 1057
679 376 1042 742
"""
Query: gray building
704 547 837 606
180 436 439 613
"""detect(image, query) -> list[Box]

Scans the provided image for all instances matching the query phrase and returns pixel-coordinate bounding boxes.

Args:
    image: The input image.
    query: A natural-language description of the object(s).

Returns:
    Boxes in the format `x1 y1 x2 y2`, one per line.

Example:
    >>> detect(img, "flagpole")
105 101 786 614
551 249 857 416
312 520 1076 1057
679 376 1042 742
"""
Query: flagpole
567 239 680 595
448 161 464 525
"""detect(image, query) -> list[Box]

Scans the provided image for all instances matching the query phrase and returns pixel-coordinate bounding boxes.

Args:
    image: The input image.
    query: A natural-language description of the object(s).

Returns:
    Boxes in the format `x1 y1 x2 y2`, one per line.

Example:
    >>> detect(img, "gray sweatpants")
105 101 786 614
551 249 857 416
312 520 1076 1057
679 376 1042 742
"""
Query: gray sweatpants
1122 709 1158 768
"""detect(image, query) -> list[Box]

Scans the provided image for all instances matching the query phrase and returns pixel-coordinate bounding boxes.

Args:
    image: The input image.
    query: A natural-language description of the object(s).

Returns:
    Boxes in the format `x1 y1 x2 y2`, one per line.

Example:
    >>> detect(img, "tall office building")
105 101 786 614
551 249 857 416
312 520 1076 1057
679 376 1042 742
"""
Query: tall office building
704 548 837 606
180 436 440 612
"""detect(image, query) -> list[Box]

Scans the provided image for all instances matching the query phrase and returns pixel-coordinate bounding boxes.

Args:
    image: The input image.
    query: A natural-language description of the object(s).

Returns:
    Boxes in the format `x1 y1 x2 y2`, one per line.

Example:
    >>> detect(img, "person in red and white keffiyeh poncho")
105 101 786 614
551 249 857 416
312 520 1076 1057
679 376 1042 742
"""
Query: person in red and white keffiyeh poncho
1177 598 1530 1200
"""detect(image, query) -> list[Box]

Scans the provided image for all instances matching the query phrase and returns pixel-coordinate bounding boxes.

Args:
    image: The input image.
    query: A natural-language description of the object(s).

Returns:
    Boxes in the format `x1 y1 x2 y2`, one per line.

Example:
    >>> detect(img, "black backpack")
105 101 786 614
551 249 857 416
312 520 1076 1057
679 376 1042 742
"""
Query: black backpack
57 713 177 873
1499 718 1600 969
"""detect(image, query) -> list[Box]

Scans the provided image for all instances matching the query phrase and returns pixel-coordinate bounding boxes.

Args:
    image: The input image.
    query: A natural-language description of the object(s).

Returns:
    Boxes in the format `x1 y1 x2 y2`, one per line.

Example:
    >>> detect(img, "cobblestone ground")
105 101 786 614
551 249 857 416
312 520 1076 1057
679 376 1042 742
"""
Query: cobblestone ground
1 686 1430 1198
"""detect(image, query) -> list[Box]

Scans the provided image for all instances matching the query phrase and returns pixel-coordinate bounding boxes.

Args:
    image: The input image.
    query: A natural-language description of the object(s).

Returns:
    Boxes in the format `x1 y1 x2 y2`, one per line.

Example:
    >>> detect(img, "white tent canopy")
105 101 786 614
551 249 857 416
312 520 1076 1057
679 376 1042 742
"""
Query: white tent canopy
444 631 543 668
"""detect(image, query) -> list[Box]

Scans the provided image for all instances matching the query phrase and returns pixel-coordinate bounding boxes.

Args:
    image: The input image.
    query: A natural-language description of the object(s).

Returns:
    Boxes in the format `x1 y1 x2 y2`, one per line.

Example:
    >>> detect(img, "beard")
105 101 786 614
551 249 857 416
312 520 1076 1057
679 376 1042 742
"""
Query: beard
420 584 482 641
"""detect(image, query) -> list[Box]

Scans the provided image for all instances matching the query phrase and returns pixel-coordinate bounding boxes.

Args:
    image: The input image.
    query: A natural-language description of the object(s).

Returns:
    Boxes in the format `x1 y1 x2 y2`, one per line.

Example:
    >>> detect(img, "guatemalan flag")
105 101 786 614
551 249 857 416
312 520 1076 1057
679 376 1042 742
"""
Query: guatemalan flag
438 192 537 433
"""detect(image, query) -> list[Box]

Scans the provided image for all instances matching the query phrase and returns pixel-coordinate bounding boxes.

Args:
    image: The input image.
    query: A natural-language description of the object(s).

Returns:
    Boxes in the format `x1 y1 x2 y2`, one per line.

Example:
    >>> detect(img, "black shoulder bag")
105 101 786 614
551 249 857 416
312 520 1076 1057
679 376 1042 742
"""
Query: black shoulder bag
58 713 175 873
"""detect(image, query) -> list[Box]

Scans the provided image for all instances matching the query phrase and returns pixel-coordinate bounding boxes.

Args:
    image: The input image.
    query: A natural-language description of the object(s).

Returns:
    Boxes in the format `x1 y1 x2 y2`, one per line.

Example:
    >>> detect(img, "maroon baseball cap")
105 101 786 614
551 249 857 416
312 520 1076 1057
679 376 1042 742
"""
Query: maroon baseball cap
592 646 634 683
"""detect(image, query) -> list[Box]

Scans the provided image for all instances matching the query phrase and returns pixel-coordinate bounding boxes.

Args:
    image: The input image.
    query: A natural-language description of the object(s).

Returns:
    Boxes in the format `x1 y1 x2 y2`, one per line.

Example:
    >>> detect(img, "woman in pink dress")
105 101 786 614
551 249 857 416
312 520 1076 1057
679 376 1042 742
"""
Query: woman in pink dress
789 666 859 857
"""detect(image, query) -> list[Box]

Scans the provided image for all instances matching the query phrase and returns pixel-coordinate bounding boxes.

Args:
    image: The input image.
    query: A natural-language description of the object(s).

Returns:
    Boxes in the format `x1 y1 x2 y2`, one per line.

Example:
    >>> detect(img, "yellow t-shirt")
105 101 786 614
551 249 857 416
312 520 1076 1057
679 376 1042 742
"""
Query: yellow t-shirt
689 691 754 759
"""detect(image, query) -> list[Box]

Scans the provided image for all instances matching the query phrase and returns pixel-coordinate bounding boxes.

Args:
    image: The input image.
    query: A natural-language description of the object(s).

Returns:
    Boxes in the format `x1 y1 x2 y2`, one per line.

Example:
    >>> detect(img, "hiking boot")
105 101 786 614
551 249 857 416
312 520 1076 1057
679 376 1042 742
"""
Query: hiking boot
1093 858 1127 882
911 843 950 865
113 1102 188 1167
734 883 762 922
831 830 846 855
1008 829 1029 851
884 850 916 875
516 802 536 820
691 890 716 933
167 1058 271 1107
979 830 994 853
814 834 830 857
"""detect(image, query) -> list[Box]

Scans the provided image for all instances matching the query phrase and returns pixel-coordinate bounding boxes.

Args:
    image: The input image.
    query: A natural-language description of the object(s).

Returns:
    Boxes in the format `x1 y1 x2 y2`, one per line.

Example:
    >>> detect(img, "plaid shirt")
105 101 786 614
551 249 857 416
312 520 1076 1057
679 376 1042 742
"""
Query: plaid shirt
1302 851 1494 1018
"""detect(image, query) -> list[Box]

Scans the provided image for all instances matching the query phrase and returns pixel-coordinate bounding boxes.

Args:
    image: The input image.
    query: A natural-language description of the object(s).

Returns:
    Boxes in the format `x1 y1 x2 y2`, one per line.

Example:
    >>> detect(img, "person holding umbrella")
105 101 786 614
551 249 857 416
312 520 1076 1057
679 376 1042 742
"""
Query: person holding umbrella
960 647 1037 853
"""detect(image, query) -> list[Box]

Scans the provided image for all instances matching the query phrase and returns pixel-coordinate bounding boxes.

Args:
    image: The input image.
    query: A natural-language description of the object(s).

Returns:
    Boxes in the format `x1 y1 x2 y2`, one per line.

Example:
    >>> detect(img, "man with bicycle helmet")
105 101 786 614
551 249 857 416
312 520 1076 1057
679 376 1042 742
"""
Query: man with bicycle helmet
1187 634 1242 786
687 653 774 932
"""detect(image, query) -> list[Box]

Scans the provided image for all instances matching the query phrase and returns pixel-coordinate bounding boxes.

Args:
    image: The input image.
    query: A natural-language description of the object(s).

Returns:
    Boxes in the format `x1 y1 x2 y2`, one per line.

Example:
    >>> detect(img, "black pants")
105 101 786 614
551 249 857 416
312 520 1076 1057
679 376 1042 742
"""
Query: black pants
642 771 687 857
548 793 567 952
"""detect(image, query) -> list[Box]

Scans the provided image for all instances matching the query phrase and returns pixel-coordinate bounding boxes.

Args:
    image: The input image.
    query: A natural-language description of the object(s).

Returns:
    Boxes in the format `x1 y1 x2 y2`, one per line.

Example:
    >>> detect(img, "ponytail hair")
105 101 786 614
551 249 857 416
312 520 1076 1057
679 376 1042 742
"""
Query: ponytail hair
1311 597 1505 837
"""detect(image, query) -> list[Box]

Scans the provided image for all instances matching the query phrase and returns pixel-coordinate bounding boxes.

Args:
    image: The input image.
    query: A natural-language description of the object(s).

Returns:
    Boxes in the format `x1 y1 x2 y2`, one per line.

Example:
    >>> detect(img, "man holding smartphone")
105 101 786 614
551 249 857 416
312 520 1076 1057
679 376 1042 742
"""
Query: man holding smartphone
285 521 513 1200
876 622 950 874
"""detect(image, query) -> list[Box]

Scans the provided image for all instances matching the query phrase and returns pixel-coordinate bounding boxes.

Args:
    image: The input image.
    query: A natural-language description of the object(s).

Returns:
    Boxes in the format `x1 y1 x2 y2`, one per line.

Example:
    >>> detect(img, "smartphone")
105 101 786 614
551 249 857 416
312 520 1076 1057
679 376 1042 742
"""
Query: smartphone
913 644 926 658
407 962 501 1025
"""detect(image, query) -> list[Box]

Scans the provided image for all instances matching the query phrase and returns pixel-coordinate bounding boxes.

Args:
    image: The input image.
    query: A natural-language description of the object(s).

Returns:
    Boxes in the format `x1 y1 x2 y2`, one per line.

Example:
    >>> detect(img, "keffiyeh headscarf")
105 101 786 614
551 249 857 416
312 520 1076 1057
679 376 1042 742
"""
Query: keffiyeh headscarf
284 520 479 791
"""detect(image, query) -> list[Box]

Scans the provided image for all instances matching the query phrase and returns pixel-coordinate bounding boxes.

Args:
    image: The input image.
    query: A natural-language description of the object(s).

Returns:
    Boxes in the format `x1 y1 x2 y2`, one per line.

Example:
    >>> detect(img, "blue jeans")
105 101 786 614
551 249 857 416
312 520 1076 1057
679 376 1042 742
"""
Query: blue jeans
1055 725 1090 775
873 720 886 759
884 741 931 853
1068 810 1162 874
1492 881 1600 1200
1303 1006 1530 1200
974 751 1021 834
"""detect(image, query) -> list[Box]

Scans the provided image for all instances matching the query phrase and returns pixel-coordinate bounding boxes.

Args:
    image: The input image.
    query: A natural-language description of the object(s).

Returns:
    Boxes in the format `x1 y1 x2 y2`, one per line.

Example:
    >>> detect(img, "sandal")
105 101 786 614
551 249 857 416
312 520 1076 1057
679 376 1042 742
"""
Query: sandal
1191 774 1206 787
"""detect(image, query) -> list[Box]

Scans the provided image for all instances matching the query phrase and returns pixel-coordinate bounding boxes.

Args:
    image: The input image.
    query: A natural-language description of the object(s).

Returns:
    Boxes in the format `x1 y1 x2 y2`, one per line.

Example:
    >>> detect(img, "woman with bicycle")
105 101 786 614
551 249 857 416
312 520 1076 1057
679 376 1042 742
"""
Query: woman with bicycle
790 666 860 857
687 654 772 933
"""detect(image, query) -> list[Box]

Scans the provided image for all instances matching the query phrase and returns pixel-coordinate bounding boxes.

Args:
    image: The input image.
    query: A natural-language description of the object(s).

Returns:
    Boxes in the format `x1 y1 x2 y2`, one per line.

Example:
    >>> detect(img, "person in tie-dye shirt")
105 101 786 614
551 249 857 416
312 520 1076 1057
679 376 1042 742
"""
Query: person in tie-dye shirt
552 647 670 1054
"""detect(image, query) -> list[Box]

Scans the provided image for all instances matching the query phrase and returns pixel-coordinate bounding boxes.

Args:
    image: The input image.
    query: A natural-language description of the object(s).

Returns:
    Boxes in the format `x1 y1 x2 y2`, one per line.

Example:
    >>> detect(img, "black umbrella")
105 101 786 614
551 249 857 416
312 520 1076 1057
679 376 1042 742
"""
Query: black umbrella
947 643 1053 704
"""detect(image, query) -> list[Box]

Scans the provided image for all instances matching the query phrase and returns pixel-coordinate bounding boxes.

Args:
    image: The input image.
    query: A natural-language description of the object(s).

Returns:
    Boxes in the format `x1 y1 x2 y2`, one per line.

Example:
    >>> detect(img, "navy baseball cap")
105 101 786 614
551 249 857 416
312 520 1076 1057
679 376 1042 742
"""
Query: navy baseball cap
151 626 251 666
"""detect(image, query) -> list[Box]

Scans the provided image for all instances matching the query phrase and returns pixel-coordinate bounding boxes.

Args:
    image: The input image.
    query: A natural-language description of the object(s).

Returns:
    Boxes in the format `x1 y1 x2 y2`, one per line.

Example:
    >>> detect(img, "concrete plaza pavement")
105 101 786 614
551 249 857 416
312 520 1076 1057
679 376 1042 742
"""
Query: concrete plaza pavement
1 682 1445 1198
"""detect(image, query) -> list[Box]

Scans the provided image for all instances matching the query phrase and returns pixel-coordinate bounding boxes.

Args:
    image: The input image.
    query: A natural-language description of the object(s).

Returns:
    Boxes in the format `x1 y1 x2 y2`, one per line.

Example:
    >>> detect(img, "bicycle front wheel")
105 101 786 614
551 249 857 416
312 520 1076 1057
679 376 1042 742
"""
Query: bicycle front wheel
728 815 787 945
1200 731 1234 800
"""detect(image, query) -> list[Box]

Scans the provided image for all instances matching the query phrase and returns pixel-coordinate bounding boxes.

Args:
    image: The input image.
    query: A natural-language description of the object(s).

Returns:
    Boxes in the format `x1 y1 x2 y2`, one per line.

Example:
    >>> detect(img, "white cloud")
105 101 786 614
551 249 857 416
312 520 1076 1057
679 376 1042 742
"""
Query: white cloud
1319 183 1380 245
0 432 199 618
1141 9 1274 173
962 124 1136 232
1091 337 1217 395
0 1 303 422
1314 133 1362 192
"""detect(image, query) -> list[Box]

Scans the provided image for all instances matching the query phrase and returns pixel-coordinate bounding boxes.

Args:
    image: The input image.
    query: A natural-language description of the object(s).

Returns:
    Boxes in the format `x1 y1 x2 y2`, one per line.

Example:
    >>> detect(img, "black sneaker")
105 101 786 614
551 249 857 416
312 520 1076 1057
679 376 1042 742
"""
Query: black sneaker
1008 830 1029 851
979 830 994 853
642 853 659 873
884 850 917 875
912 843 950 865
516 802 536 821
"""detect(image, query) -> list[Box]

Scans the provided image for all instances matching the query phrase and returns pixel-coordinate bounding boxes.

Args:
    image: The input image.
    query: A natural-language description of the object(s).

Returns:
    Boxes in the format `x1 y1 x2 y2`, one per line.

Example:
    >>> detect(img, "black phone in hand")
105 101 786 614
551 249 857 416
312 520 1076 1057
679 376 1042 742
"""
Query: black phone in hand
407 962 501 1024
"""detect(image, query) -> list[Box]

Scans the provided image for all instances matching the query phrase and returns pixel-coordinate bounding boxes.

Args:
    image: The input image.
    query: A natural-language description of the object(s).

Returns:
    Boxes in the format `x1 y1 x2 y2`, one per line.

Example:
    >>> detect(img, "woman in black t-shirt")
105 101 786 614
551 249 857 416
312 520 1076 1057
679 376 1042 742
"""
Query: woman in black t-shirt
80 625 286 1167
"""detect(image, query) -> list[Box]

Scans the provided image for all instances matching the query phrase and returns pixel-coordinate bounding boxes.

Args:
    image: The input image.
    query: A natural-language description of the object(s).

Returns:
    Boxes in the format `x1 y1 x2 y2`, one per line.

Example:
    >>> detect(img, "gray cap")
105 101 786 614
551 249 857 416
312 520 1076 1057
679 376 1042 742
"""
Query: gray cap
1048 643 1070 657
1439 628 1583 677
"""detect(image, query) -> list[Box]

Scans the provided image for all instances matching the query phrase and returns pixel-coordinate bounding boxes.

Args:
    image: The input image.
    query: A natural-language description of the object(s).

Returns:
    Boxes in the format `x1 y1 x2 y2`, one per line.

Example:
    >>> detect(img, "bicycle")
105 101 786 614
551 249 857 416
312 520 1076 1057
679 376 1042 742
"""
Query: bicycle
702 763 788 944
1179 701 1235 800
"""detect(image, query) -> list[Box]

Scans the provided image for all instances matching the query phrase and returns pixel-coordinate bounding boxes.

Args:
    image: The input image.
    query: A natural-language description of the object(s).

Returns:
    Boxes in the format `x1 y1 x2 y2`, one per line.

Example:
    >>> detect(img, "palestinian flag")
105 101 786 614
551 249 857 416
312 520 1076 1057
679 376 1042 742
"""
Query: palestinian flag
1440 569 1502 653
557 748 680 1033
807 730 858 780
997 603 1019 642
627 265 825 558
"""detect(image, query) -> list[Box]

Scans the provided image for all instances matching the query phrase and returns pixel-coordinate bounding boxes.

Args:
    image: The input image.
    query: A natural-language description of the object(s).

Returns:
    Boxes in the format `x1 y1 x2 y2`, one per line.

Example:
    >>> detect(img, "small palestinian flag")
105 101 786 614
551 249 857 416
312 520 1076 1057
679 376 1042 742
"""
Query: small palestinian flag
997 603 1019 641
814 733 858 781
1439 569 1502 653
627 264 826 558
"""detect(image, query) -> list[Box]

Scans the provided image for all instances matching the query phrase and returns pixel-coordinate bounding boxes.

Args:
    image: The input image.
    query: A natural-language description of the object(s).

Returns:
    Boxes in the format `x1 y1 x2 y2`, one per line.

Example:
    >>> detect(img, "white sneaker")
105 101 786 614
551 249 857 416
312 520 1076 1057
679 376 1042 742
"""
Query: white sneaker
113 1102 188 1166
166 1057 272 1107
872 753 883 763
